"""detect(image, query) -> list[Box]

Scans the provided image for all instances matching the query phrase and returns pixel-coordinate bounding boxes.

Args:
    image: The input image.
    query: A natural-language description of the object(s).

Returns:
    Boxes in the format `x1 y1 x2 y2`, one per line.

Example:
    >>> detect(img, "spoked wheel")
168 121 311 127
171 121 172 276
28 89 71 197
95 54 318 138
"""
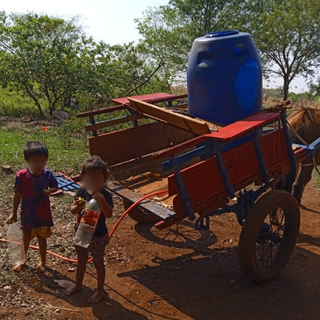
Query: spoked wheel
123 199 161 223
238 190 300 283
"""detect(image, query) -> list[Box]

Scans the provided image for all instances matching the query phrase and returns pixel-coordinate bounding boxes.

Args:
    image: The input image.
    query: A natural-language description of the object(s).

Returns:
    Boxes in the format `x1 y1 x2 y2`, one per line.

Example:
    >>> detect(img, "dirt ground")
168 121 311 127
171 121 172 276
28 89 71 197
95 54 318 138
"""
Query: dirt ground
1 173 320 320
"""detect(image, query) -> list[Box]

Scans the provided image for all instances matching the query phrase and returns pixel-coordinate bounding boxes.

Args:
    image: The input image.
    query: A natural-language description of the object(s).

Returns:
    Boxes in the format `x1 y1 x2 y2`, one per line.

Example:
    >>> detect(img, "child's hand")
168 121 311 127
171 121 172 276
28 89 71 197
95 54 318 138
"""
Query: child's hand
75 198 86 208
43 187 58 196
7 213 17 224
71 197 86 215
92 191 104 202
93 191 112 218
43 189 51 196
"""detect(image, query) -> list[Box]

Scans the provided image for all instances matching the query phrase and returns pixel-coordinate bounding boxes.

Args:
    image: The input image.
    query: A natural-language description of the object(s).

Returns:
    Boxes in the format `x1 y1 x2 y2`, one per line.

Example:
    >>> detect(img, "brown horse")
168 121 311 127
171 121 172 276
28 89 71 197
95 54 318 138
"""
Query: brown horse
277 107 320 204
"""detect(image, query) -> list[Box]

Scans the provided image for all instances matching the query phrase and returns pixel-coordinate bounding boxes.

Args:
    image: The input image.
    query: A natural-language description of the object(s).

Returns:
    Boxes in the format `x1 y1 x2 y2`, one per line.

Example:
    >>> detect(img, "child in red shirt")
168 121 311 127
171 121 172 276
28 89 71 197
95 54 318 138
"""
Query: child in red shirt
7 141 58 272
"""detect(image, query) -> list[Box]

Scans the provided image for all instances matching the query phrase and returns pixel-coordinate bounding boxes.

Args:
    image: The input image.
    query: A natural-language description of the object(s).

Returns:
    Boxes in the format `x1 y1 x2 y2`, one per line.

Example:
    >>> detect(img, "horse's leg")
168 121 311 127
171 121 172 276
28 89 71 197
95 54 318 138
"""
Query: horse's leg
292 165 313 205
275 167 297 193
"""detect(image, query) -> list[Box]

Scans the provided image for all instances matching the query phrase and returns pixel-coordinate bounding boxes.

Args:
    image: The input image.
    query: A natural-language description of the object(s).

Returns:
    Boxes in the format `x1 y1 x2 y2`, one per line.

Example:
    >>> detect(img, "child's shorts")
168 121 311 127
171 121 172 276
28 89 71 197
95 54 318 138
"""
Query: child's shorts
22 226 51 240
75 233 109 260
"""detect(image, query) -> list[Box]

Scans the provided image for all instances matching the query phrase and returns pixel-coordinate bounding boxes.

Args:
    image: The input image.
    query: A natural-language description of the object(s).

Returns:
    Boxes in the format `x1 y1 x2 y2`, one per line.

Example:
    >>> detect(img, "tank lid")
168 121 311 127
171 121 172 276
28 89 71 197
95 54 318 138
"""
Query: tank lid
205 30 239 38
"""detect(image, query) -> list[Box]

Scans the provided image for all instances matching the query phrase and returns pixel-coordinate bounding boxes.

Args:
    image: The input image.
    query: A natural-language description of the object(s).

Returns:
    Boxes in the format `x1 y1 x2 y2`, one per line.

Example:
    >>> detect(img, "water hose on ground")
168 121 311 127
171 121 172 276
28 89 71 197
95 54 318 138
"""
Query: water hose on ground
0 189 169 264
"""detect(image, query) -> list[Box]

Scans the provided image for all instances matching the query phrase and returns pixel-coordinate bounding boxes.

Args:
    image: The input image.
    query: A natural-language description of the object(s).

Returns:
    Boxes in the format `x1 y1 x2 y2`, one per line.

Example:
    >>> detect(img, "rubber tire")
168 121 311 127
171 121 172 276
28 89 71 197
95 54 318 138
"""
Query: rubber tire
238 190 300 283
123 199 161 224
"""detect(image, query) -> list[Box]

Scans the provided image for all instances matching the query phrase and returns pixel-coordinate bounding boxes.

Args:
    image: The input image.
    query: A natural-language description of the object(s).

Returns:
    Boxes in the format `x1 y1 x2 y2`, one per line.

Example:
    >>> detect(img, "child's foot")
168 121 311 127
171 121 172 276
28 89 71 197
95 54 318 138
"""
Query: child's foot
12 263 26 272
89 290 105 304
65 283 82 296
36 262 46 273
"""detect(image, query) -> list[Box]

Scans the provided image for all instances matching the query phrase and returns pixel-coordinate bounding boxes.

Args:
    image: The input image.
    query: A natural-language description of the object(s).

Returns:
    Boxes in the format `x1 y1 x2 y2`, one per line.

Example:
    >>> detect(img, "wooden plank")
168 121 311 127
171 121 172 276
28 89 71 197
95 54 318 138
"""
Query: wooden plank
128 98 210 136
207 112 280 141
76 104 128 118
112 93 180 105
153 111 280 159
76 93 188 118
85 114 144 132
89 121 194 166
167 129 290 213
71 174 81 182
108 182 175 220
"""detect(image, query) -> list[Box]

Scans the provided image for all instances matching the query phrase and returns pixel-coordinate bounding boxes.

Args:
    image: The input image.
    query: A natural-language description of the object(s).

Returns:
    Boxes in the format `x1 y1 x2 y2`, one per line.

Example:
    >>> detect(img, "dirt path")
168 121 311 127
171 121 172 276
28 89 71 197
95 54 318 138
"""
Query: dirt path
1 180 320 320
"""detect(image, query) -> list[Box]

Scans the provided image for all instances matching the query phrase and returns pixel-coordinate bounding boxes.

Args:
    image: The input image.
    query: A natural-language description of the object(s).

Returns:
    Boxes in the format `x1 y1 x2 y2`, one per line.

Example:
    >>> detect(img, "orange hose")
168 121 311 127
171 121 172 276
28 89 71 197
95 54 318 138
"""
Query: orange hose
0 189 168 264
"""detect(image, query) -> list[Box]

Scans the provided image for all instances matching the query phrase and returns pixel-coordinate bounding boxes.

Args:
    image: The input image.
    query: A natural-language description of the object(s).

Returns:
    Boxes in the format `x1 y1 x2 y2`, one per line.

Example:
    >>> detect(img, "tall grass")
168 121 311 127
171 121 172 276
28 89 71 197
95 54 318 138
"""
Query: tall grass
0 88 42 117
0 122 89 173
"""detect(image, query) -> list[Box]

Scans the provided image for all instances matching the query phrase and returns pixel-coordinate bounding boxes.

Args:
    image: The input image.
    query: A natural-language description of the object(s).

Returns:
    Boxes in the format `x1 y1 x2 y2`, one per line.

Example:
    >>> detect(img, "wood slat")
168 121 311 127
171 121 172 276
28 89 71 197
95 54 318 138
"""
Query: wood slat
76 93 188 118
207 112 280 141
112 93 185 105
89 121 194 166
153 111 280 159
168 129 290 213
85 114 144 132
128 98 210 136
173 155 292 218
76 104 129 118
108 182 175 220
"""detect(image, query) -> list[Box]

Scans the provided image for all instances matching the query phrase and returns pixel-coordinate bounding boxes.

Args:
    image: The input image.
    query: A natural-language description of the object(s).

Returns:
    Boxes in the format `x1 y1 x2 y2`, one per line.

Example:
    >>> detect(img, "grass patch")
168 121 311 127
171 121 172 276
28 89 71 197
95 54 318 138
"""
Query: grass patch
0 87 42 117
0 122 89 171
313 170 320 189
0 118 90 203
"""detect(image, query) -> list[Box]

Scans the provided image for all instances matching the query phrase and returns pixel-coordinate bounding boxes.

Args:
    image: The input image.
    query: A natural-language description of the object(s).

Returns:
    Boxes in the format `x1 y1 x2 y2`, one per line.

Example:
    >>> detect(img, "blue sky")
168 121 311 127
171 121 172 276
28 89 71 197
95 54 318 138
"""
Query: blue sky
1 0 312 92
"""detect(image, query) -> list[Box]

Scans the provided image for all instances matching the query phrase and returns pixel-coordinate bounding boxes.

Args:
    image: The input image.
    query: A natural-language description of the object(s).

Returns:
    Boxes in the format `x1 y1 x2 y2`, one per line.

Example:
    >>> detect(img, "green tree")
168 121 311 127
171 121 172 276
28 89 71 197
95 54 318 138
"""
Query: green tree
137 0 320 101
238 0 320 101
0 12 104 116
135 0 237 76
95 42 171 104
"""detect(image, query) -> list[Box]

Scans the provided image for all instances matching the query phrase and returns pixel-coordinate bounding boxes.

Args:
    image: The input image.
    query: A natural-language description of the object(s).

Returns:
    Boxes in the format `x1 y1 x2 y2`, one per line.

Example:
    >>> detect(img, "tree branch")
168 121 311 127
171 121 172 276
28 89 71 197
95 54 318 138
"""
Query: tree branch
22 82 43 117
124 60 164 97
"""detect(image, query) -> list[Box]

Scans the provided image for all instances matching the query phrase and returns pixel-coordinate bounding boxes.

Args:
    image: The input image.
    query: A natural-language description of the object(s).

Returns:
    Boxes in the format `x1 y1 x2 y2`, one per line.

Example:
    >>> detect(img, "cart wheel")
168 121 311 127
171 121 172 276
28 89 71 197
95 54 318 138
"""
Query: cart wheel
123 199 161 223
238 190 300 283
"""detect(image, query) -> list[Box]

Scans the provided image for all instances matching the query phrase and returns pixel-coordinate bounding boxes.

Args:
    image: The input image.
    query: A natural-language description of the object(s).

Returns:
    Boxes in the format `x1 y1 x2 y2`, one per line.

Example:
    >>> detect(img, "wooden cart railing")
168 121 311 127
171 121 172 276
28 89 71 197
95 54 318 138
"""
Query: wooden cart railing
76 93 188 137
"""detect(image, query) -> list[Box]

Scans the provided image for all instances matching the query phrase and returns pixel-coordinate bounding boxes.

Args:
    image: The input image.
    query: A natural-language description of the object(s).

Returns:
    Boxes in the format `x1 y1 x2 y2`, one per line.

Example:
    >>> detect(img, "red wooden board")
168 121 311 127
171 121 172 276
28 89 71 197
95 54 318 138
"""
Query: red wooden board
168 129 290 214
89 121 193 166
76 104 128 118
153 111 280 159
210 112 280 141
112 93 176 105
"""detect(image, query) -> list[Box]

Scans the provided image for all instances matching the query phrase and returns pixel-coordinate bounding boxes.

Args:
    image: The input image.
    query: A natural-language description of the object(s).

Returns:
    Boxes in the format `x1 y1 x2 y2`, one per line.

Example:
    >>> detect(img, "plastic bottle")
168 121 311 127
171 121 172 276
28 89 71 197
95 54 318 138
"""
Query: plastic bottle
7 223 26 267
74 199 101 248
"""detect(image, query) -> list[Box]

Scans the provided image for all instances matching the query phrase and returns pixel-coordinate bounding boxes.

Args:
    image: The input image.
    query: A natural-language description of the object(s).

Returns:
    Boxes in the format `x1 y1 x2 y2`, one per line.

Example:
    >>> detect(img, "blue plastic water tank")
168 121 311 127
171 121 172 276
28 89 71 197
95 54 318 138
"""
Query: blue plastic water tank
187 30 262 126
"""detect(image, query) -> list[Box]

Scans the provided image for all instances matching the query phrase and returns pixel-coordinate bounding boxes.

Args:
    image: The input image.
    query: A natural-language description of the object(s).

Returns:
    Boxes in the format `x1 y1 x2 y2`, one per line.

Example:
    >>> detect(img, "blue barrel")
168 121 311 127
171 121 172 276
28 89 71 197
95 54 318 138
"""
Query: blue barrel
187 30 262 126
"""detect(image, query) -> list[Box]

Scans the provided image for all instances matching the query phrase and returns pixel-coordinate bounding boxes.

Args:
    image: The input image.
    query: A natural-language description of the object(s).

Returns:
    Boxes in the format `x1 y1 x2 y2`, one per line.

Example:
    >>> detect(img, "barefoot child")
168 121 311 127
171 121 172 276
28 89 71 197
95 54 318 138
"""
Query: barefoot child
6 141 58 272
66 155 113 303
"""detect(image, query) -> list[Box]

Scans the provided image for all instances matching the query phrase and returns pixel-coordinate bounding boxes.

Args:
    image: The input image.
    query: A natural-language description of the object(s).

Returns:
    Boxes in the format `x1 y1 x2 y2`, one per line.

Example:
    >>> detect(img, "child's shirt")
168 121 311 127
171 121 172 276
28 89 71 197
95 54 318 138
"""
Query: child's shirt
14 168 58 229
74 187 113 238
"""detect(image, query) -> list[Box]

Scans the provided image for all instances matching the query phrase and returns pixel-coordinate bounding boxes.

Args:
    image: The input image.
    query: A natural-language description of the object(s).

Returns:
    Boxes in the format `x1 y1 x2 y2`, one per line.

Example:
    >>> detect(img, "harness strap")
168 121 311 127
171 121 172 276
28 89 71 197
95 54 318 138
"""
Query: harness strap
286 118 309 146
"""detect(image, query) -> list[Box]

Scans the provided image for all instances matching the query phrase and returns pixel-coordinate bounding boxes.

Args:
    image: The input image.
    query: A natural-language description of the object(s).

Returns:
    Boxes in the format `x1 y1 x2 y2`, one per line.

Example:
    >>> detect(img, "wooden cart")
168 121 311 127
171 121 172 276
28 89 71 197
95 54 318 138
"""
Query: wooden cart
77 93 320 282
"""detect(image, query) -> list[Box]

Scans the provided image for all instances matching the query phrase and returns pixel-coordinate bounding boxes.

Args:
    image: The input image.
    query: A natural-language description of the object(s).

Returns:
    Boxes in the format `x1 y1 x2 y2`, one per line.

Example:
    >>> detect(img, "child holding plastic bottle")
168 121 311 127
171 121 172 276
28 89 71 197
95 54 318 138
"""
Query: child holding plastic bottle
6 141 58 272
66 155 113 304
